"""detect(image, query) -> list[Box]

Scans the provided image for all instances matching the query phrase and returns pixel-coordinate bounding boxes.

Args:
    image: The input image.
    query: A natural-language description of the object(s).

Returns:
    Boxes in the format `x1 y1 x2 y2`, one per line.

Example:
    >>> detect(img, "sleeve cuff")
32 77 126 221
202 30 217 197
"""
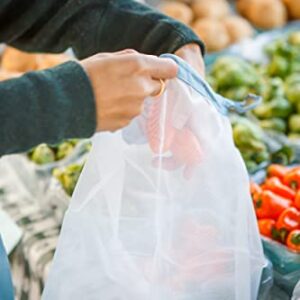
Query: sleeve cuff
0 61 96 155
48 60 97 139
162 22 206 57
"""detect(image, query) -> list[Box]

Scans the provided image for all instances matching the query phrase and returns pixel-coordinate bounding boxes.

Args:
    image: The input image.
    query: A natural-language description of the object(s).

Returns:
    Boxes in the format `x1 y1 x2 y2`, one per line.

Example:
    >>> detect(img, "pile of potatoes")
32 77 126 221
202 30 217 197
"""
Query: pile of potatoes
160 0 254 52
237 0 300 30
0 47 69 81
160 0 300 53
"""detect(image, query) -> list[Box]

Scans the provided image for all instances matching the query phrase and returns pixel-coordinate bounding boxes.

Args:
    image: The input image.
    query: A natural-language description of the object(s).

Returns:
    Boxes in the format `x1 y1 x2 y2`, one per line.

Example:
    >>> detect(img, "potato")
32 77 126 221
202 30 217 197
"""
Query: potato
193 18 230 52
236 0 259 17
236 0 249 16
37 54 69 70
160 2 193 25
1 47 38 72
223 16 254 43
192 0 230 19
284 0 300 19
247 0 287 29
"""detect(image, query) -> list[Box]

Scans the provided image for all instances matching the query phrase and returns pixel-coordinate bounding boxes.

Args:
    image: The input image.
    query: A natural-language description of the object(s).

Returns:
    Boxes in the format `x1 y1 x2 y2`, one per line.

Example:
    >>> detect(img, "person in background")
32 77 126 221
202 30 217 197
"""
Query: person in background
0 0 205 299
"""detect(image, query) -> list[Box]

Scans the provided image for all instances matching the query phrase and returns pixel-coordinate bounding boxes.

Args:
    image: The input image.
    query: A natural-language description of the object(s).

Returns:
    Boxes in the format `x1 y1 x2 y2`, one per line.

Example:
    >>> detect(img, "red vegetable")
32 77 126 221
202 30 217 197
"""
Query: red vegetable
255 190 292 220
271 227 289 243
264 177 295 200
276 207 300 232
267 164 288 181
283 169 300 190
250 181 261 196
286 230 300 253
258 219 275 238
295 190 300 210
253 192 270 219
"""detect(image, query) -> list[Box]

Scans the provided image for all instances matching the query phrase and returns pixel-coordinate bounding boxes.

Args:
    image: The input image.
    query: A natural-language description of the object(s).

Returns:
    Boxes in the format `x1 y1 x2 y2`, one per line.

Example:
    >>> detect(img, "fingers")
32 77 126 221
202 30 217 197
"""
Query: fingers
117 53 178 79
81 49 179 133
124 77 164 99
139 78 166 98
86 51 178 81
148 79 164 97
175 44 205 77
143 56 178 80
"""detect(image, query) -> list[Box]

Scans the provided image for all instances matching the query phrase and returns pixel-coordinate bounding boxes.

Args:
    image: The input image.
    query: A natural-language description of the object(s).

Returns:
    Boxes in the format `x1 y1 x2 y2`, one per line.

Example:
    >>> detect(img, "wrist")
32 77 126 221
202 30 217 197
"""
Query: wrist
175 43 201 56
175 43 205 77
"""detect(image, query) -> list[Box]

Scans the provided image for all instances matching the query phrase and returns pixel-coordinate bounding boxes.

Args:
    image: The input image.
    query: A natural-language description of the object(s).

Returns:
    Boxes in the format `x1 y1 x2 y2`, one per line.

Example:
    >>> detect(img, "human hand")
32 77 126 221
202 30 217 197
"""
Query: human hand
175 43 205 77
81 49 178 132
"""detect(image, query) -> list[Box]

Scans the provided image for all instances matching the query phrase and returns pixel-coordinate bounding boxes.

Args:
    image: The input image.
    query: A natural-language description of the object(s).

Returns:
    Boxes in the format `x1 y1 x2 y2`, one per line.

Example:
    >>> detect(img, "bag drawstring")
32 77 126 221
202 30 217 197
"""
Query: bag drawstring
160 54 262 115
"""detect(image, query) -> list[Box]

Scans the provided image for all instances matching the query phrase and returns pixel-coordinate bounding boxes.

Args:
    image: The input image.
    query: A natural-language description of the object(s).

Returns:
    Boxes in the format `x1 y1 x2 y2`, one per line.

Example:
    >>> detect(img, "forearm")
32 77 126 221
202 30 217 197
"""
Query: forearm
0 0 204 58
0 61 95 155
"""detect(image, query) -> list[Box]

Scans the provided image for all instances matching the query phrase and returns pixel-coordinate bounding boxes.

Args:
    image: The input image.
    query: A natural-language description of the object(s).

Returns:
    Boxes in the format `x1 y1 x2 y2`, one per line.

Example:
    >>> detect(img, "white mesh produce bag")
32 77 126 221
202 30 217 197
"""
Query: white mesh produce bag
43 54 265 300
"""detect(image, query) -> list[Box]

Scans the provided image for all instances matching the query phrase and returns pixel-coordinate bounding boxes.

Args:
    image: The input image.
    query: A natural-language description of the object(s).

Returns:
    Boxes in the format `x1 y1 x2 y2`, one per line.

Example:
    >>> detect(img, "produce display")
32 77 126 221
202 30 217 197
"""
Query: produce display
231 116 270 171
52 162 84 196
159 0 254 52
237 0 288 29
237 0 300 29
209 31 300 140
0 46 69 80
251 164 300 253
231 115 294 172
27 140 82 165
265 33 300 77
159 0 300 53
209 56 263 101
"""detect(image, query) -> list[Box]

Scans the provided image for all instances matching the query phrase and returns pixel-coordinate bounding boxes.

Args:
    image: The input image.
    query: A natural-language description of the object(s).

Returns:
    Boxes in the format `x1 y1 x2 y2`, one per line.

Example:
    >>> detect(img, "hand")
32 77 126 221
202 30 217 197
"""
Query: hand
175 44 205 77
81 49 178 132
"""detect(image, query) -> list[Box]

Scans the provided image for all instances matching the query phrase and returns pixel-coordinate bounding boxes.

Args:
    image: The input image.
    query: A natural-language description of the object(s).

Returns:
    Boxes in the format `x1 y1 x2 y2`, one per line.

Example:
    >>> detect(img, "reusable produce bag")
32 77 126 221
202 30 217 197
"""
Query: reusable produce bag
43 54 265 300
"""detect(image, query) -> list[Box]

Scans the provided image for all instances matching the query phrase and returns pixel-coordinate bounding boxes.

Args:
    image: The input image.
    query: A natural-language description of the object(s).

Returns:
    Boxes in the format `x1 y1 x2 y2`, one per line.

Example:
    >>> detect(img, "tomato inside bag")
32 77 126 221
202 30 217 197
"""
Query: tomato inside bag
43 55 265 300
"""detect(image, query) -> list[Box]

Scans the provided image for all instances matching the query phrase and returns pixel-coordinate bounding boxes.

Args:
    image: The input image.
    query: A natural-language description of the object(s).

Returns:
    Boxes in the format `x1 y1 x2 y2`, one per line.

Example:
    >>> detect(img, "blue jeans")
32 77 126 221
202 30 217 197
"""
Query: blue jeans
0 236 14 300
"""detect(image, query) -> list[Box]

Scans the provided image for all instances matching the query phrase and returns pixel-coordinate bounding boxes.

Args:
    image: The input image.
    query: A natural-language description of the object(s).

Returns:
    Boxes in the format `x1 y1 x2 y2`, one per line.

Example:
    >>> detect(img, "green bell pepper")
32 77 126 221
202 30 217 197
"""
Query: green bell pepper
254 97 292 119
233 124 265 151
267 55 290 78
285 74 300 104
252 150 270 164
221 86 249 102
212 56 258 88
244 160 258 173
259 118 287 133
289 114 300 133
265 77 285 101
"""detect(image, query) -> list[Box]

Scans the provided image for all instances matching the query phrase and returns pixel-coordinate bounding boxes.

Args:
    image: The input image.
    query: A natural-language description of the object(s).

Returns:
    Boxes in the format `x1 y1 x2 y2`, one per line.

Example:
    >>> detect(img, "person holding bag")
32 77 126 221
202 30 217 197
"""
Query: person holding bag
0 0 205 299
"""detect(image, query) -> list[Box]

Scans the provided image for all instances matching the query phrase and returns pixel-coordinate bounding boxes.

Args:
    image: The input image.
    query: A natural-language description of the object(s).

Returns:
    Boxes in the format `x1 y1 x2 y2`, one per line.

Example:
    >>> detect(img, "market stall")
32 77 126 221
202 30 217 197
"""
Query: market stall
1 0 300 299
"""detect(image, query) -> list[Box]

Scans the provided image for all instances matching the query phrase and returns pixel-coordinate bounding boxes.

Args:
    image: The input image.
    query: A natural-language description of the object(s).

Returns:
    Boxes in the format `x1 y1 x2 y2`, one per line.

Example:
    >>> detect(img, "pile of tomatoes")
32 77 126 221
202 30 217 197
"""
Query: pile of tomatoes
251 164 300 253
